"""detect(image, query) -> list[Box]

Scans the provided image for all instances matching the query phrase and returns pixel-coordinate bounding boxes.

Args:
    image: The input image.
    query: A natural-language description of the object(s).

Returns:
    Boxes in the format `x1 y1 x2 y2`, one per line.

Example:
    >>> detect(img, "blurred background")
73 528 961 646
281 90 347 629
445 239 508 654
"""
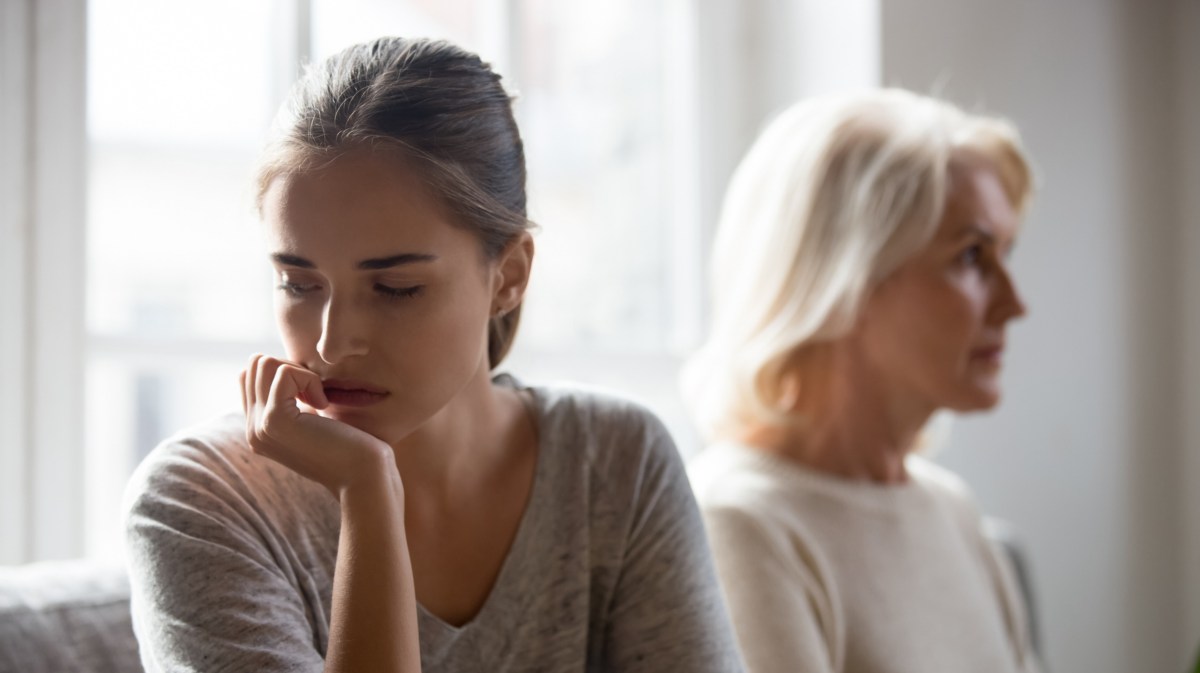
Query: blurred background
1 0 1198 671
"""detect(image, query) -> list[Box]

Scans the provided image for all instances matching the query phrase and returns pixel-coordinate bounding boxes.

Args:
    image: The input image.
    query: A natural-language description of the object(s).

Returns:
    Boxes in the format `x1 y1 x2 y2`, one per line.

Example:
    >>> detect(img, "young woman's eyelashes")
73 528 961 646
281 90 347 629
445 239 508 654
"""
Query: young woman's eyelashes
277 279 320 297
373 283 424 300
274 274 424 302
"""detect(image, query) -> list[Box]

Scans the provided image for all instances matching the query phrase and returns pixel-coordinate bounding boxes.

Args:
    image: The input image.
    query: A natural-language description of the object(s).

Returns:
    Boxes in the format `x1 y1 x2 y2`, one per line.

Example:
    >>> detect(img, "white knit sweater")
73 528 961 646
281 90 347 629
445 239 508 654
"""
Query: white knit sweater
690 443 1040 673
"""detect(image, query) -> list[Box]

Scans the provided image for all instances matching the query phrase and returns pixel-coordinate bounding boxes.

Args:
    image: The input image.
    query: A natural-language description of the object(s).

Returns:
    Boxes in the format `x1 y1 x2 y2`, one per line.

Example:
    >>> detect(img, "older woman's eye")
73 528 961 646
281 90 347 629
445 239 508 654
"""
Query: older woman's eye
957 244 984 267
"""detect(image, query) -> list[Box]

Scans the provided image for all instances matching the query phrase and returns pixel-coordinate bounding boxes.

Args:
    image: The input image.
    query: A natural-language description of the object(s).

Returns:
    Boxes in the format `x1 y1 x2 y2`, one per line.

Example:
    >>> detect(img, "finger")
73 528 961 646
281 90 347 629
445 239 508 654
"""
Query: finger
262 365 324 444
270 363 317 404
264 364 303 422
254 356 283 411
292 368 329 410
244 354 262 407
243 355 265 449
238 369 248 414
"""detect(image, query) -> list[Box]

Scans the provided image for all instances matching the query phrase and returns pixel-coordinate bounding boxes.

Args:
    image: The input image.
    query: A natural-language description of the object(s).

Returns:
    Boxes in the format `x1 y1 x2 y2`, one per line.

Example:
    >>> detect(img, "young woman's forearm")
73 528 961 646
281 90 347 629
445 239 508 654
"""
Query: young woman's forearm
325 465 421 673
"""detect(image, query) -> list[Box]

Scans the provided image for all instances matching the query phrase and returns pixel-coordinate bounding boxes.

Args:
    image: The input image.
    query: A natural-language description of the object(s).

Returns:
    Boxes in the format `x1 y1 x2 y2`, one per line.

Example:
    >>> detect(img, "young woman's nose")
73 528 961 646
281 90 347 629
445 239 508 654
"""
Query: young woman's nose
316 293 370 364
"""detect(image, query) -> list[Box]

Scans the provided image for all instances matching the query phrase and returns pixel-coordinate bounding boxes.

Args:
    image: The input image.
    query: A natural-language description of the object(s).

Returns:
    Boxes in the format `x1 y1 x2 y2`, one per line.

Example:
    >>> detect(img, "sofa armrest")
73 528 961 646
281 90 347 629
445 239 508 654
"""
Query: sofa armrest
0 560 140 673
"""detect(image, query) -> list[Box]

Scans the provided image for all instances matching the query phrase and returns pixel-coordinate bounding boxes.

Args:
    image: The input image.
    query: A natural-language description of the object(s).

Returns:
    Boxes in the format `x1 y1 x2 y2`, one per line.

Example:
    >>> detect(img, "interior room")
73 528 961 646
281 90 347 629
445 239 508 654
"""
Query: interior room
2 1 1197 672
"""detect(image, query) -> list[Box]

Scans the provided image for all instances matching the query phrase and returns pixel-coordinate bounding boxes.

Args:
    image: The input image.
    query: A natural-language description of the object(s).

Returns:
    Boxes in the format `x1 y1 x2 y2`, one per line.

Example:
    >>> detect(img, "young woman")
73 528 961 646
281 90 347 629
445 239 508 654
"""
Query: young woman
685 89 1041 672
124 37 743 673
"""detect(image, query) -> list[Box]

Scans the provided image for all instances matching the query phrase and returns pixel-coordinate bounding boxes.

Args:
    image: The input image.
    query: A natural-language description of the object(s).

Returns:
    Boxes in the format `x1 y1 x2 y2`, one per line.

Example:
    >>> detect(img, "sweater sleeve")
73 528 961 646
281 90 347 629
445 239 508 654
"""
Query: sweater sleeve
123 438 327 673
928 461 1042 673
598 415 746 673
981 536 1043 673
700 503 839 673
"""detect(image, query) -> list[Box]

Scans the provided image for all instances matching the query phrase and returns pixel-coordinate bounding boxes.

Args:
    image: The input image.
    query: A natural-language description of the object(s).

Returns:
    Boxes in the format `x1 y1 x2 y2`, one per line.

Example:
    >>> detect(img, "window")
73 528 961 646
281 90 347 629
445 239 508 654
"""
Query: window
81 0 702 561
8 0 871 564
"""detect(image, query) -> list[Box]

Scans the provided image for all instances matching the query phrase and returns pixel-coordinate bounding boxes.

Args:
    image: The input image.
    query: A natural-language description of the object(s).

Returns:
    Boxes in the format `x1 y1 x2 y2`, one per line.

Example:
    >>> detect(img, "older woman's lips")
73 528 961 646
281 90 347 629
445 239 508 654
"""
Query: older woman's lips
322 379 390 407
971 346 1004 364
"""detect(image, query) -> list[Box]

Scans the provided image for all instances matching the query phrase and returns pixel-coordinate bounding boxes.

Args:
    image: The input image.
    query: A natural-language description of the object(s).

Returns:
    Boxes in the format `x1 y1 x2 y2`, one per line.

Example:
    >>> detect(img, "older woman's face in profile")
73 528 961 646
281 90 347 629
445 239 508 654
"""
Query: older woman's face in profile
856 157 1027 412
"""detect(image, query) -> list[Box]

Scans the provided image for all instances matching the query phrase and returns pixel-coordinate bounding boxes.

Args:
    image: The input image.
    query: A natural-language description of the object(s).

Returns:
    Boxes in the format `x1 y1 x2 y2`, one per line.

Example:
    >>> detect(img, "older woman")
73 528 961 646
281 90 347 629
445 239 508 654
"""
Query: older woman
685 89 1040 673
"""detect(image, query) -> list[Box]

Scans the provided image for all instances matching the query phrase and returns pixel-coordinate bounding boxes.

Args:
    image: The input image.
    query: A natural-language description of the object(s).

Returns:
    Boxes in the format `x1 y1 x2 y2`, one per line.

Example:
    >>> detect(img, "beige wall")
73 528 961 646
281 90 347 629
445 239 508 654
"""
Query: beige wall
882 0 1199 671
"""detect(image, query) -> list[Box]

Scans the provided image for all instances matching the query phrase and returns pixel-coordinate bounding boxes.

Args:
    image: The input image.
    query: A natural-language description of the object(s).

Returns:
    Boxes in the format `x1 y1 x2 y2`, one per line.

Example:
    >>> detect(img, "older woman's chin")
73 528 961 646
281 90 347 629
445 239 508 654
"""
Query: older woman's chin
945 382 1004 413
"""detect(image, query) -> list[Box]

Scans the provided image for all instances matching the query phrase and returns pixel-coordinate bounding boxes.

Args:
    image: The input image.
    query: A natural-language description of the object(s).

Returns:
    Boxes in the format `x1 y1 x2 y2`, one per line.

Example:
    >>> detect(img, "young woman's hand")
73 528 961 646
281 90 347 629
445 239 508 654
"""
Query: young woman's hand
240 354 398 499
242 354 420 672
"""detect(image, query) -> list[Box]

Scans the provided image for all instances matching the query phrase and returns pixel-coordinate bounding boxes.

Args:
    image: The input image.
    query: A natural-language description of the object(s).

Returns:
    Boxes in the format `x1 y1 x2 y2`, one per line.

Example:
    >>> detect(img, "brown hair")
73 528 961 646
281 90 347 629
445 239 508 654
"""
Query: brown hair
256 37 531 368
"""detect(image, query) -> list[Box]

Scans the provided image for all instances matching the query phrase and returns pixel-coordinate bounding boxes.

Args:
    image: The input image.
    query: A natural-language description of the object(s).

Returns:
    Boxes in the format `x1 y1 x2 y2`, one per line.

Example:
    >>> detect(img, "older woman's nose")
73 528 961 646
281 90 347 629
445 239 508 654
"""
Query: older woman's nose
991 265 1027 323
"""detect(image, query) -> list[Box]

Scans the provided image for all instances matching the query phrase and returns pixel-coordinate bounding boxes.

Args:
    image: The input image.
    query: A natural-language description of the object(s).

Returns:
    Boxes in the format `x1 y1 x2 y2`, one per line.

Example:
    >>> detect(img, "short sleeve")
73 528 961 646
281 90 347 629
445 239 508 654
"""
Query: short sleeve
123 438 327 673
700 504 838 673
598 415 746 673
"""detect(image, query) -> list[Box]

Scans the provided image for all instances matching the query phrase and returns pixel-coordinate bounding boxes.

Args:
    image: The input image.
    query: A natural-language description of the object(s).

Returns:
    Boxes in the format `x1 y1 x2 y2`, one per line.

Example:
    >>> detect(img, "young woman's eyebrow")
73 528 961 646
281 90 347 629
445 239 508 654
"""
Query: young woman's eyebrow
271 253 315 268
268 253 438 269
357 253 438 270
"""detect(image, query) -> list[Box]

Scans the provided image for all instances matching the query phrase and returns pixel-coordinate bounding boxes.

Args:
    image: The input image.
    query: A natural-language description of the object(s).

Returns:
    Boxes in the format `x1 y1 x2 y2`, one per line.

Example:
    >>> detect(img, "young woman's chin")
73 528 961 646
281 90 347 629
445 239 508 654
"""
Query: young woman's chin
317 407 403 441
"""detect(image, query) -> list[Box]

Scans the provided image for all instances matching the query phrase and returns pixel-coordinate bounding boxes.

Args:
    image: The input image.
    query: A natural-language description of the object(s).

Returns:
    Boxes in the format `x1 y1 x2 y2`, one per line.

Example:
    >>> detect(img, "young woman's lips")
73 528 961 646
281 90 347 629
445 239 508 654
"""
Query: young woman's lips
322 379 390 407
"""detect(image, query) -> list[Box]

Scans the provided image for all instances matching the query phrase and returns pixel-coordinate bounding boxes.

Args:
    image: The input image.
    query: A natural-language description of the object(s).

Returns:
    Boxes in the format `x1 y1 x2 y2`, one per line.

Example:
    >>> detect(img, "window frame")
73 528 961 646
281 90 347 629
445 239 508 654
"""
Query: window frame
1 0 88 563
4 0 869 563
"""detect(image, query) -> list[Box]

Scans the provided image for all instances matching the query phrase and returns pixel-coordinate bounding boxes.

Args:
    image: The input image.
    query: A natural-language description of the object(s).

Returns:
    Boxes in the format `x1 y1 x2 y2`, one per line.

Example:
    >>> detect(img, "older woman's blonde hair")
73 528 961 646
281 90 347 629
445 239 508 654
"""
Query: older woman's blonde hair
682 88 1033 440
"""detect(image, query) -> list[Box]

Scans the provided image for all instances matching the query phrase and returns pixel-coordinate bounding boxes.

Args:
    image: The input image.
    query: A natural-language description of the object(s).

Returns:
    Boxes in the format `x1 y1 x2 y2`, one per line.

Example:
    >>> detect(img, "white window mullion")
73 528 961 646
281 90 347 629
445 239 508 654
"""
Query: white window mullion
664 0 702 354
475 0 515 86
0 0 33 565
29 0 87 561
271 0 312 114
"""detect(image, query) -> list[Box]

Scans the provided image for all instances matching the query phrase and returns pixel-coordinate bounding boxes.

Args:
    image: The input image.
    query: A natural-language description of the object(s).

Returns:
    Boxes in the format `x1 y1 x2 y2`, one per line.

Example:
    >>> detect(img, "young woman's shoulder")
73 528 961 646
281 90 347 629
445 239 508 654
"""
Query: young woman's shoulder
122 413 338 672
123 413 248 510
122 411 335 550
520 378 682 481
509 379 746 672
126 413 267 505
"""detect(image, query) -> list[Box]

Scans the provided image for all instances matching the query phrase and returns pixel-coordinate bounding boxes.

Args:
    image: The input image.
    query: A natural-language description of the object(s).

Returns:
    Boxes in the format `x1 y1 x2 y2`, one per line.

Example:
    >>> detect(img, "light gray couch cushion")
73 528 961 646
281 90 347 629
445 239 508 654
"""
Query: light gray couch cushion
0 560 140 673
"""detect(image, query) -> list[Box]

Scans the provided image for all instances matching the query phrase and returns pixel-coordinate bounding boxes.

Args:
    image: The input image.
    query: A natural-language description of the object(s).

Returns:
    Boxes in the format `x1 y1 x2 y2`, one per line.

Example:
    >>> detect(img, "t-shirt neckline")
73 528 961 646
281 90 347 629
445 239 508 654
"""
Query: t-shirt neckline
415 374 549 641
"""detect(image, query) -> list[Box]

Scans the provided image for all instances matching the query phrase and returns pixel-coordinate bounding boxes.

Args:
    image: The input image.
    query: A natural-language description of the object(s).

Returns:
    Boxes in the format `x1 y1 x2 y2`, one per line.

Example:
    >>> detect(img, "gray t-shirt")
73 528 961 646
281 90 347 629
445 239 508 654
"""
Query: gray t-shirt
123 377 745 672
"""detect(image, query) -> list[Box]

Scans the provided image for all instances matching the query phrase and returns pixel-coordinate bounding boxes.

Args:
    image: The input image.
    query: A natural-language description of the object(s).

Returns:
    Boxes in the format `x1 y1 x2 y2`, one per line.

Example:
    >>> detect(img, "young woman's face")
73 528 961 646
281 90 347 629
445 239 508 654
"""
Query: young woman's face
855 156 1027 413
260 150 519 445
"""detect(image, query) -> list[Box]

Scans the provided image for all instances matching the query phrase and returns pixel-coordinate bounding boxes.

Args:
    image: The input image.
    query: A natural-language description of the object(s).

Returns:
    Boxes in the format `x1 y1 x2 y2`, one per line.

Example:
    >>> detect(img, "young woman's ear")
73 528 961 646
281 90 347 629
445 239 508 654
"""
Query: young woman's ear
492 232 535 316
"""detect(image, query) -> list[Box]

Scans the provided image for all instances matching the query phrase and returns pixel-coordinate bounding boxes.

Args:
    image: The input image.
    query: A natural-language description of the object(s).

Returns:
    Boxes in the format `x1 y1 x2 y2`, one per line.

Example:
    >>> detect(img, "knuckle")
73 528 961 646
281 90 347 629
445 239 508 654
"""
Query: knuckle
245 431 269 455
259 408 293 442
259 413 280 438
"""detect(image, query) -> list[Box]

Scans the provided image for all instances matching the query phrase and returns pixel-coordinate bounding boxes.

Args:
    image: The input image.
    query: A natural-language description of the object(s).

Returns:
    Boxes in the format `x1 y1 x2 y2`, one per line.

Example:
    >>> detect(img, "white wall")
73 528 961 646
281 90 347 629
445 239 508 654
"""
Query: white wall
882 1 1198 671
691 0 879 345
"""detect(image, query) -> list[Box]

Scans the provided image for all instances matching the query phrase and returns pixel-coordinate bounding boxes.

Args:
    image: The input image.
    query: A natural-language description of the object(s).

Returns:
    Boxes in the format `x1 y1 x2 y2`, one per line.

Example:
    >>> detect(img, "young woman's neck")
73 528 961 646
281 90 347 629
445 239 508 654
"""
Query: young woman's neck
389 363 530 501
740 345 935 485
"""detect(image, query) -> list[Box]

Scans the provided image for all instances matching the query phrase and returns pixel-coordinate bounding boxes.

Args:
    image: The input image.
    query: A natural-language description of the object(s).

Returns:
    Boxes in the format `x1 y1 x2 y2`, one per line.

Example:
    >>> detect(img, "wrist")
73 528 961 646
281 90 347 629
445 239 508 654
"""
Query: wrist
337 444 404 510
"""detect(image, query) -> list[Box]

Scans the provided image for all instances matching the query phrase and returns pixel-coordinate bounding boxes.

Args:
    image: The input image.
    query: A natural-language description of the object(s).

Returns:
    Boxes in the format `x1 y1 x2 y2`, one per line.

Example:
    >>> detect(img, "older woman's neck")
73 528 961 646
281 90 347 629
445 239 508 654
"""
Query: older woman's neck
740 350 935 485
